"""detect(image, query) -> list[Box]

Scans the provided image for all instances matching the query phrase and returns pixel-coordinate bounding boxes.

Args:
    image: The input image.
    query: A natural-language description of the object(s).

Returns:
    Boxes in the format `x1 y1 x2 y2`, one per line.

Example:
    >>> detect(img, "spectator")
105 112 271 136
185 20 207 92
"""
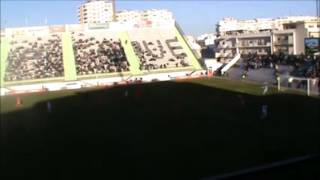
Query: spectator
5 34 64 81
73 34 129 75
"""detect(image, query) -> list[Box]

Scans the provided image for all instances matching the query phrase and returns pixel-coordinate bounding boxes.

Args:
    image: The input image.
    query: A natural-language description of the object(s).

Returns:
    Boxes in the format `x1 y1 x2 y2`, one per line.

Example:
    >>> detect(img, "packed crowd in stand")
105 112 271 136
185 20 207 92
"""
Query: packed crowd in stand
4 29 192 83
131 39 189 71
241 53 320 79
241 53 275 70
5 34 64 82
128 28 190 71
72 32 129 75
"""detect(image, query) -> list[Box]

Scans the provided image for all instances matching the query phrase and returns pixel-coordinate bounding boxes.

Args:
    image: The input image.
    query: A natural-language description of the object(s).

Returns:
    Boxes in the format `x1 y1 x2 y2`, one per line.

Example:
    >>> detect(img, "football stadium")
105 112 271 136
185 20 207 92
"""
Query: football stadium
1 0 320 179
0 21 203 93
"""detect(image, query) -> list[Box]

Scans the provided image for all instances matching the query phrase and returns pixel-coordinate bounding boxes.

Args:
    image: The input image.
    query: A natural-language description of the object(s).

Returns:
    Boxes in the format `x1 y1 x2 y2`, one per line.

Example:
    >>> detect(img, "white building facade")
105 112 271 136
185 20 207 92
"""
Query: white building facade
197 33 216 46
217 16 319 36
216 16 320 58
78 0 114 24
78 2 174 27
185 35 202 58
116 9 174 25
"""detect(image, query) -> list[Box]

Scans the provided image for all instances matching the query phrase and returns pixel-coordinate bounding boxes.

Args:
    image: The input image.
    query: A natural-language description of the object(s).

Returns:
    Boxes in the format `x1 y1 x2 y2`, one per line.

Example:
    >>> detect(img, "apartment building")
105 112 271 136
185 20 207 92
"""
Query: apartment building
197 33 216 46
217 16 318 36
185 35 202 58
78 0 114 24
215 16 320 58
116 9 173 24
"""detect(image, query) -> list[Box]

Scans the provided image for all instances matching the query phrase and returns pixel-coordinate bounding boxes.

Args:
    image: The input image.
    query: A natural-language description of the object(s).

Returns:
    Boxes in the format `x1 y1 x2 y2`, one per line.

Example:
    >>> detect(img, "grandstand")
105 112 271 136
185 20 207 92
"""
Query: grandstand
2 79 320 179
129 27 191 71
0 23 204 95
71 30 130 77
5 34 64 82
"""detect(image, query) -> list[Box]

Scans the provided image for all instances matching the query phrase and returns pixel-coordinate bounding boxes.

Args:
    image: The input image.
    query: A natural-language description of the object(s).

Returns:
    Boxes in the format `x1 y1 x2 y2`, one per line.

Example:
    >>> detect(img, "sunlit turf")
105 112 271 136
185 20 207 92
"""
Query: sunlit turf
0 77 317 114
1 78 319 179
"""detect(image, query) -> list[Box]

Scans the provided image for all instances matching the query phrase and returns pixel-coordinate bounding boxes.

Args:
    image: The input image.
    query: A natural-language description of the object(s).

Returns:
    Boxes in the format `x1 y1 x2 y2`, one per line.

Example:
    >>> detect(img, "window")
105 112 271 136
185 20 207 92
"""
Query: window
284 24 296 29
308 25 314 28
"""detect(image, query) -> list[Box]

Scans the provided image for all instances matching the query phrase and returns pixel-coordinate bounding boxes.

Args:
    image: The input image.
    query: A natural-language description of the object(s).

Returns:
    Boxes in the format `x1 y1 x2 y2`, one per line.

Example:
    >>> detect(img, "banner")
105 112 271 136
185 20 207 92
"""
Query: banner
0 29 5 37
140 20 152 28
88 23 109 30
67 24 85 33
12 29 26 36
49 25 66 33
26 26 49 33
305 38 320 55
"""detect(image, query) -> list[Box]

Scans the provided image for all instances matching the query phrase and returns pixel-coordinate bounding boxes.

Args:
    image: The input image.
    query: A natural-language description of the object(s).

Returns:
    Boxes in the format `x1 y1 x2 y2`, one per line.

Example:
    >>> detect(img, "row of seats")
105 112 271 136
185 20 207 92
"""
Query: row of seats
128 28 191 71
72 32 130 75
5 34 64 81
4 29 194 82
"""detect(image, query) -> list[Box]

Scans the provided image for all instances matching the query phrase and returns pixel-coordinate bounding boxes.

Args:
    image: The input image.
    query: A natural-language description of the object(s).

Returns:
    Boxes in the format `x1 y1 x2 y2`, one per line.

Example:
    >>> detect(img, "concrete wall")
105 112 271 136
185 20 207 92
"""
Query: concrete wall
295 23 308 55
1 70 208 96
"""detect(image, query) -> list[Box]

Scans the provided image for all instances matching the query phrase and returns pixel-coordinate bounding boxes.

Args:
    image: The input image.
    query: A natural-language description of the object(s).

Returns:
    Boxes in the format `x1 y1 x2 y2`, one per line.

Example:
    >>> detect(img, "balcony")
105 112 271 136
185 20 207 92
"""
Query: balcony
273 40 293 46
238 41 271 48
217 44 236 49
238 44 271 48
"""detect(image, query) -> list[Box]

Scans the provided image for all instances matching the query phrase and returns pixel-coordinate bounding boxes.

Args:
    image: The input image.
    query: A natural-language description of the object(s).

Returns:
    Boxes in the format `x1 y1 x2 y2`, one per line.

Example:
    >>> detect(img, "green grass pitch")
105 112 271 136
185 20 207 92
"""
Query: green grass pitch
1 78 319 179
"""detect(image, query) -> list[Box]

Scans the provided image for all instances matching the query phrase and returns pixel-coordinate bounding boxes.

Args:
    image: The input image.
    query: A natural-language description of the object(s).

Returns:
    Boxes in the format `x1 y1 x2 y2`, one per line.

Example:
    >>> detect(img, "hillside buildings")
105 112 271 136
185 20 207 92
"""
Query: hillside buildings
78 0 173 25
215 16 320 59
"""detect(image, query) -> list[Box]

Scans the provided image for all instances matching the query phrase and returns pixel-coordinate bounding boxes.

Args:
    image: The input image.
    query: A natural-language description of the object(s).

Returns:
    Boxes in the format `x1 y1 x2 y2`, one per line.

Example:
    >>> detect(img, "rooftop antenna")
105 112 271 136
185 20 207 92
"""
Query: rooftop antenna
24 17 29 26
316 0 320 33
317 0 319 18
112 0 116 21
2 19 7 28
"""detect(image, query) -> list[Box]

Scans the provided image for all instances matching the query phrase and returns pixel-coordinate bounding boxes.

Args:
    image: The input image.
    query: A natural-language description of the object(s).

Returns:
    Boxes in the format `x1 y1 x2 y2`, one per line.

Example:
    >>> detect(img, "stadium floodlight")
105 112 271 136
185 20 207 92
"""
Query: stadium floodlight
112 0 116 21
24 17 29 26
